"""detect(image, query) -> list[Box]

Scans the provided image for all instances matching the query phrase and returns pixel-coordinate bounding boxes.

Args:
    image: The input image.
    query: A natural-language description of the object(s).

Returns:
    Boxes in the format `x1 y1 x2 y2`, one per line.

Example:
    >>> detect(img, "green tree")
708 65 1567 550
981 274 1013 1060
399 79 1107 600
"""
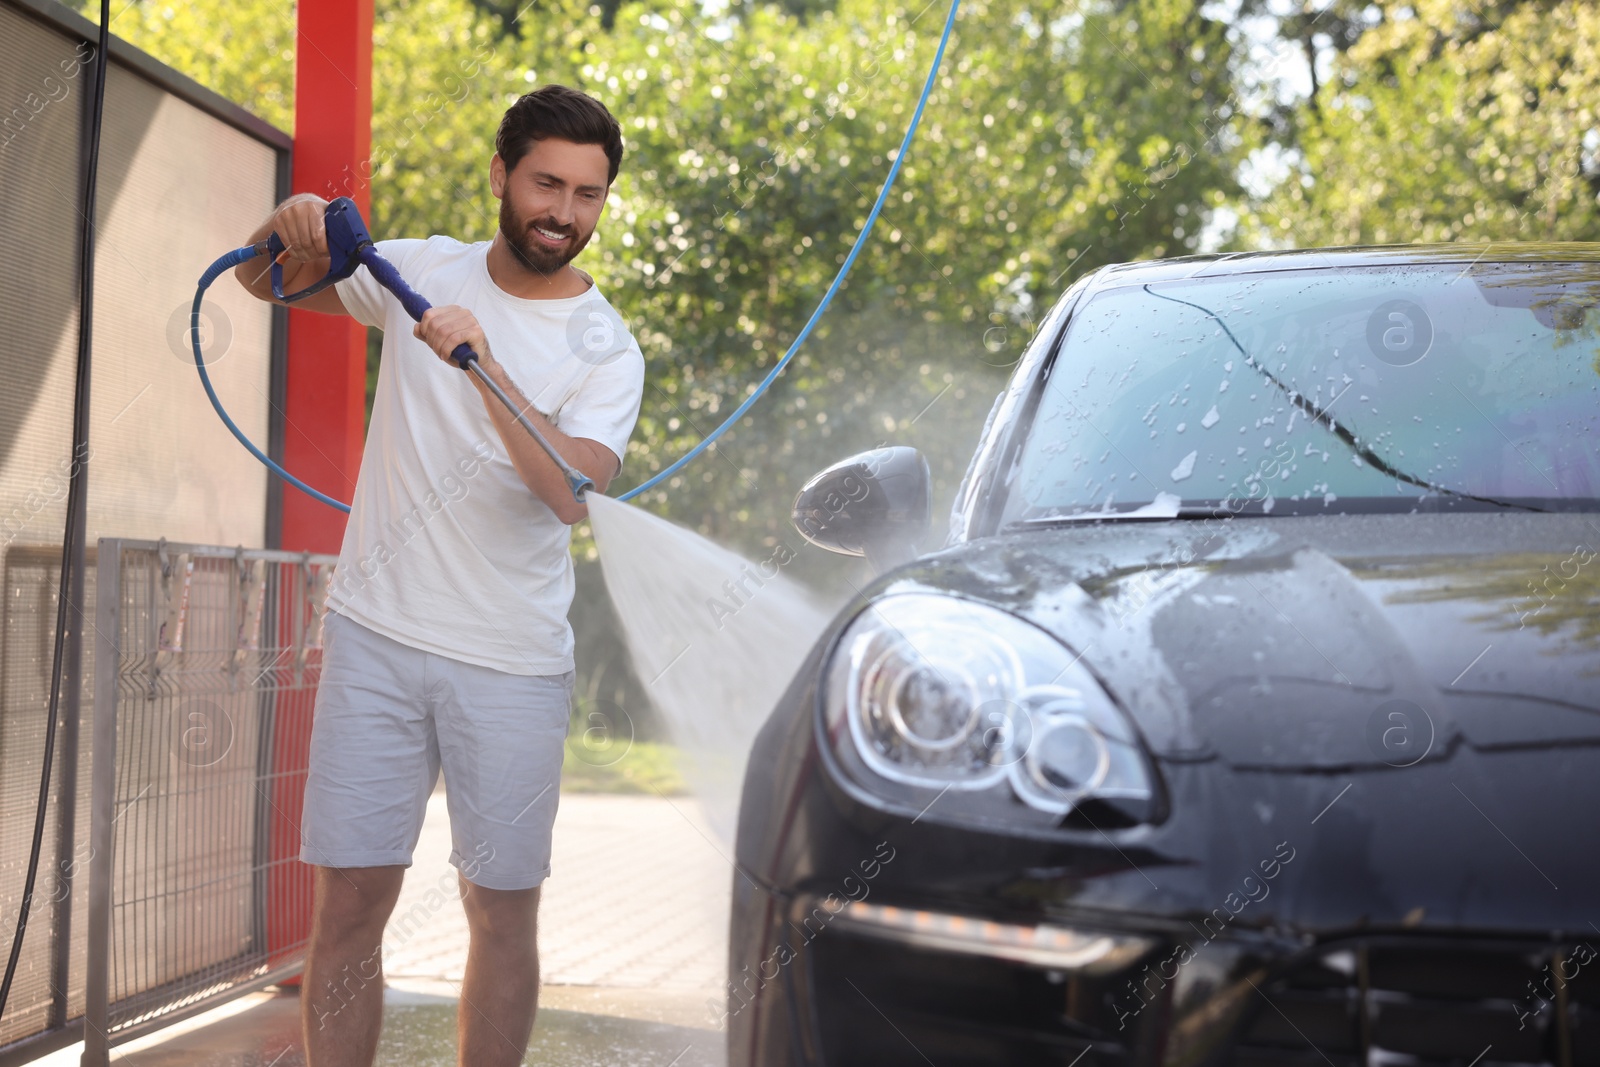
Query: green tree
562 0 1244 558
86 0 296 131
1253 0 1600 245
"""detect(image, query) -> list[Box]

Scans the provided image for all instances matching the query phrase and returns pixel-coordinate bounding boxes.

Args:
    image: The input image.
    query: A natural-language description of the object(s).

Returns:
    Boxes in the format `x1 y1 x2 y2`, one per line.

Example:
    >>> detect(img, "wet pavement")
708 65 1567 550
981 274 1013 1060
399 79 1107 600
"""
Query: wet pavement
38 792 732 1066
87 989 724 1067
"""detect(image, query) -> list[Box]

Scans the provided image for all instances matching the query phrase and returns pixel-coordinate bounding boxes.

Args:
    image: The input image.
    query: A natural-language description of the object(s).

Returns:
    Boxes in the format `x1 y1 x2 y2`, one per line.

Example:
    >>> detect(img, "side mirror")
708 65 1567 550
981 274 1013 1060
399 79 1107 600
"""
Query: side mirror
792 446 931 573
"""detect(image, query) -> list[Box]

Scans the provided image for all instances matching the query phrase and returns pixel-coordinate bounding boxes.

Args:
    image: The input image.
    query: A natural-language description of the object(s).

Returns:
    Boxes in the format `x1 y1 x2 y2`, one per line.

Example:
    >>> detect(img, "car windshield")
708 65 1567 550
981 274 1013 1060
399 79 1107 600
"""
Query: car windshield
1004 260 1600 524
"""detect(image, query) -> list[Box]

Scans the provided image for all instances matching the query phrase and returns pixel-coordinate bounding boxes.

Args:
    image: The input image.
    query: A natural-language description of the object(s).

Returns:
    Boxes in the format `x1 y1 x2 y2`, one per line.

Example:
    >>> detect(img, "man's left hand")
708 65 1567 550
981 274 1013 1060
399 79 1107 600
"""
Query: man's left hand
414 305 497 371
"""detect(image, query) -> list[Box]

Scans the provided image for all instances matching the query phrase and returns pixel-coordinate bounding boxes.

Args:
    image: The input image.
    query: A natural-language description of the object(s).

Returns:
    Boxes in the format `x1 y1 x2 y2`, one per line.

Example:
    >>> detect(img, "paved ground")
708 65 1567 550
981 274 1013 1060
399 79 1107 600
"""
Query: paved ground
385 789 733 1022
41 791 734 1067
80 993 726 1067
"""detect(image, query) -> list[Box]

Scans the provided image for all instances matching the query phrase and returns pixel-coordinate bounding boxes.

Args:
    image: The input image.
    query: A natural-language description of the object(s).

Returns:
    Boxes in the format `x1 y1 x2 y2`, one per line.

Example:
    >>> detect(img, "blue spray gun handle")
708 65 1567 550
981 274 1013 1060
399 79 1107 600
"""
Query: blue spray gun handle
265 197 475 368
266 197 590 502
267 196 370 304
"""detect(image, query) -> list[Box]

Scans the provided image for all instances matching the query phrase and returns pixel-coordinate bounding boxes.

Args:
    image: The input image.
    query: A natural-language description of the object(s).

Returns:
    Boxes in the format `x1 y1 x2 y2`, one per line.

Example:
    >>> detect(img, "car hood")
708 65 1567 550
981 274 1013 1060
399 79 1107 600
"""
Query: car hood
883 511 1600 769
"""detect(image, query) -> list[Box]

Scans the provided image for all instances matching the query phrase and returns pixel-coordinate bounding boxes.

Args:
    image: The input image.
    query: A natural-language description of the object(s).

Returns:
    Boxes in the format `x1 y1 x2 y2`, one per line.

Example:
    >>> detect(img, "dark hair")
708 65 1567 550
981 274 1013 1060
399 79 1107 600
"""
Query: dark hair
496 84 624 186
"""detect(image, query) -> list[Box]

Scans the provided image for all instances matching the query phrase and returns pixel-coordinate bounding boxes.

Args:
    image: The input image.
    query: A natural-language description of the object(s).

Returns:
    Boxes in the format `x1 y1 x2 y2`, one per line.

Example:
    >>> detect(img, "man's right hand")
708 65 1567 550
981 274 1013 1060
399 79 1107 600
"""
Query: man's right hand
270 194 332 268
234 193 350 316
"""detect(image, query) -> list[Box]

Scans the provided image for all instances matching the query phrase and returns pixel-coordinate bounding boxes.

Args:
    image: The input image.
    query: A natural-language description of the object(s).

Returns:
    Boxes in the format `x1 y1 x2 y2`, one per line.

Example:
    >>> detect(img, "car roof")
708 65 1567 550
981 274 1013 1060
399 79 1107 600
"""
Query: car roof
1081 242 1600 292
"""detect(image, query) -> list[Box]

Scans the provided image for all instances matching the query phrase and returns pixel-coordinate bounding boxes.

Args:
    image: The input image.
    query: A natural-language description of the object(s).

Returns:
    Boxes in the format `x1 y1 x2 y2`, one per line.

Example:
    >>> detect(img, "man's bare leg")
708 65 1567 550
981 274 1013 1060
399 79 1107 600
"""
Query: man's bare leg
302 865 405 1067
457 874 541 1067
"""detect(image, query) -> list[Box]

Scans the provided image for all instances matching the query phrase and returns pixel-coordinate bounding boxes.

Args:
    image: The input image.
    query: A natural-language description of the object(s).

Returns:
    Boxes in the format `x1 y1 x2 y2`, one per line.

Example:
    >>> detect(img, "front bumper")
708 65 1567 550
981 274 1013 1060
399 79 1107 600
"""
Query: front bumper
729 877 1600 1066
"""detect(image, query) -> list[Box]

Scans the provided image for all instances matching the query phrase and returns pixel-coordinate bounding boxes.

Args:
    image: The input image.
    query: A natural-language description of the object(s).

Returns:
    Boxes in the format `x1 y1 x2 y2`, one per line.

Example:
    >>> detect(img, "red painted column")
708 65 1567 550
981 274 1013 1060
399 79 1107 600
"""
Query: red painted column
268 0 373 980
281 0 373 554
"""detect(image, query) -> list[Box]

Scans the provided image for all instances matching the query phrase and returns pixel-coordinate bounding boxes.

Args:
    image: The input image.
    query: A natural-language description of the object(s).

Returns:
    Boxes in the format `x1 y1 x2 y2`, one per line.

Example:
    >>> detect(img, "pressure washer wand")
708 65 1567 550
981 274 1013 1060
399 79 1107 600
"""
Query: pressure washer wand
263 198 594 503
463 360 593 499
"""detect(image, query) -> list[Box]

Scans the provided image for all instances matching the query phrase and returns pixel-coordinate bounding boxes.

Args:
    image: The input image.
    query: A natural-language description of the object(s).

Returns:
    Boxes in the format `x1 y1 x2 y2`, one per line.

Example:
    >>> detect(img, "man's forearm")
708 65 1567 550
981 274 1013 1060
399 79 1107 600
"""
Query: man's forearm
469 359 613 524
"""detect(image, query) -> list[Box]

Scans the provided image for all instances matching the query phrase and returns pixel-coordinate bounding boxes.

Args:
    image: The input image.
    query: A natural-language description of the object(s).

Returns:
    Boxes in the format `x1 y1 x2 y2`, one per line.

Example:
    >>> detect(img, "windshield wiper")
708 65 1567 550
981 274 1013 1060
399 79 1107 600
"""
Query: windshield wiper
1009 492 1246 527
1140 285 1547 514
1009 507 1229 528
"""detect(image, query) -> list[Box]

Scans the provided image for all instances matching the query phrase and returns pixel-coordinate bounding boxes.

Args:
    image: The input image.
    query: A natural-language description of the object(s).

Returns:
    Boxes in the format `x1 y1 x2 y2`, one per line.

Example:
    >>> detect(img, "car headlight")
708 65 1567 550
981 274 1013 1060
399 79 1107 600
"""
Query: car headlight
821 594 1159 828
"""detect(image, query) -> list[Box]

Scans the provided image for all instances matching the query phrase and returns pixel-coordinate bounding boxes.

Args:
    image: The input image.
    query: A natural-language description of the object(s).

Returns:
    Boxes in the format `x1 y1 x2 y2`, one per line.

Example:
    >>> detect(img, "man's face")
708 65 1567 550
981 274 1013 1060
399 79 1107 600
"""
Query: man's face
492 138 611 276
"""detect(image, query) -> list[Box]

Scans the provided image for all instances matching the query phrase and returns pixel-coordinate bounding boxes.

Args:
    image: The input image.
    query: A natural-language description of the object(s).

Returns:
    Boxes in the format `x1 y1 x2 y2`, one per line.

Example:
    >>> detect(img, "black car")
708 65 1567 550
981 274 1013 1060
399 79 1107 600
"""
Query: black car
727 246 1600 1067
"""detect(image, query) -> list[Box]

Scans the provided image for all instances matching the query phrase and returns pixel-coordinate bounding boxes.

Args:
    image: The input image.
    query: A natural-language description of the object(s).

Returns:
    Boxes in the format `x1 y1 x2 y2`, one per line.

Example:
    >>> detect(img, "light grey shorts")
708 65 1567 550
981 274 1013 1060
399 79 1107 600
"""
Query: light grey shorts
300 611 573 890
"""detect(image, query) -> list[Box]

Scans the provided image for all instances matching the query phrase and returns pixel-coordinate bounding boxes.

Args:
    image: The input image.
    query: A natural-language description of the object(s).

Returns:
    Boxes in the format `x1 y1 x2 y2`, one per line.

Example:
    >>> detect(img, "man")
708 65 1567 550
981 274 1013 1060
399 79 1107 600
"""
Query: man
235 84 644 1067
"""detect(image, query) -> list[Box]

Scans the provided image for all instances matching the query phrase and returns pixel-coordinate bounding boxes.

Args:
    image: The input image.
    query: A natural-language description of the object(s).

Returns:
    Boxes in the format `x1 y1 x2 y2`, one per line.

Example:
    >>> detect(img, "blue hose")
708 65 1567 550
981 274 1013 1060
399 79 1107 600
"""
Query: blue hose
617 0 961 501
194 0 960 511
192 246 354 513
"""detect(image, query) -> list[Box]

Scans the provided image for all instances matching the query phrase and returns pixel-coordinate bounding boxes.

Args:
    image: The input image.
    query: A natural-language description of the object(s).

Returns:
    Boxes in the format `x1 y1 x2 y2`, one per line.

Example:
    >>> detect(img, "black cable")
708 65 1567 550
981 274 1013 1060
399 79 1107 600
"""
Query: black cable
0 0 109 1019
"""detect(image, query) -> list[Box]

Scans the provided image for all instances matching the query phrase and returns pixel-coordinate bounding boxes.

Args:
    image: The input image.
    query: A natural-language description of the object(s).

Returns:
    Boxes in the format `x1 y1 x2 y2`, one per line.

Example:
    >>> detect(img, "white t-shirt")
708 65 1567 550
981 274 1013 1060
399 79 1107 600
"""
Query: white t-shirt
327 236 645 675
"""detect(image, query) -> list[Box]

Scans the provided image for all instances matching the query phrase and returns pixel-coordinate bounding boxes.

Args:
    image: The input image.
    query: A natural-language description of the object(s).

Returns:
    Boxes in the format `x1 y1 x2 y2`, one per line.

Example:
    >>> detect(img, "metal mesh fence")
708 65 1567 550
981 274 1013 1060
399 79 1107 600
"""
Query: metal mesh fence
86 543 331 1043
2 539 332 1066
0 547 95 1054
83 540 333 1052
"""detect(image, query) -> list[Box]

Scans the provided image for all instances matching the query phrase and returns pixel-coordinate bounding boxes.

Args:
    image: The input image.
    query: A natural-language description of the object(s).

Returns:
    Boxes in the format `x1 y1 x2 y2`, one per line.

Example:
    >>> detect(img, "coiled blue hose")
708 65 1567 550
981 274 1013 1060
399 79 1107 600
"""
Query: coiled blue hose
192 245 354 513
193 0 960 511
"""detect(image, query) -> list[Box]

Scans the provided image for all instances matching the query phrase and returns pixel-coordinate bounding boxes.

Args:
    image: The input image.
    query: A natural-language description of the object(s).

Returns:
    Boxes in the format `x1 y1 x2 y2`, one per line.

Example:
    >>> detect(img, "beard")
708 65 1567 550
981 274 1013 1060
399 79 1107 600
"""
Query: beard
499 197 592 276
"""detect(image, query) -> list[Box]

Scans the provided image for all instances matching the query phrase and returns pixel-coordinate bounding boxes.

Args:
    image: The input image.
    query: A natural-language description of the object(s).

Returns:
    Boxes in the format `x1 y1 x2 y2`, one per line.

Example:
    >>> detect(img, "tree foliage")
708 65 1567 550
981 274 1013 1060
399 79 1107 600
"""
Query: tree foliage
89 0 296 130
1254 0 1600 245
549 0 1242 560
